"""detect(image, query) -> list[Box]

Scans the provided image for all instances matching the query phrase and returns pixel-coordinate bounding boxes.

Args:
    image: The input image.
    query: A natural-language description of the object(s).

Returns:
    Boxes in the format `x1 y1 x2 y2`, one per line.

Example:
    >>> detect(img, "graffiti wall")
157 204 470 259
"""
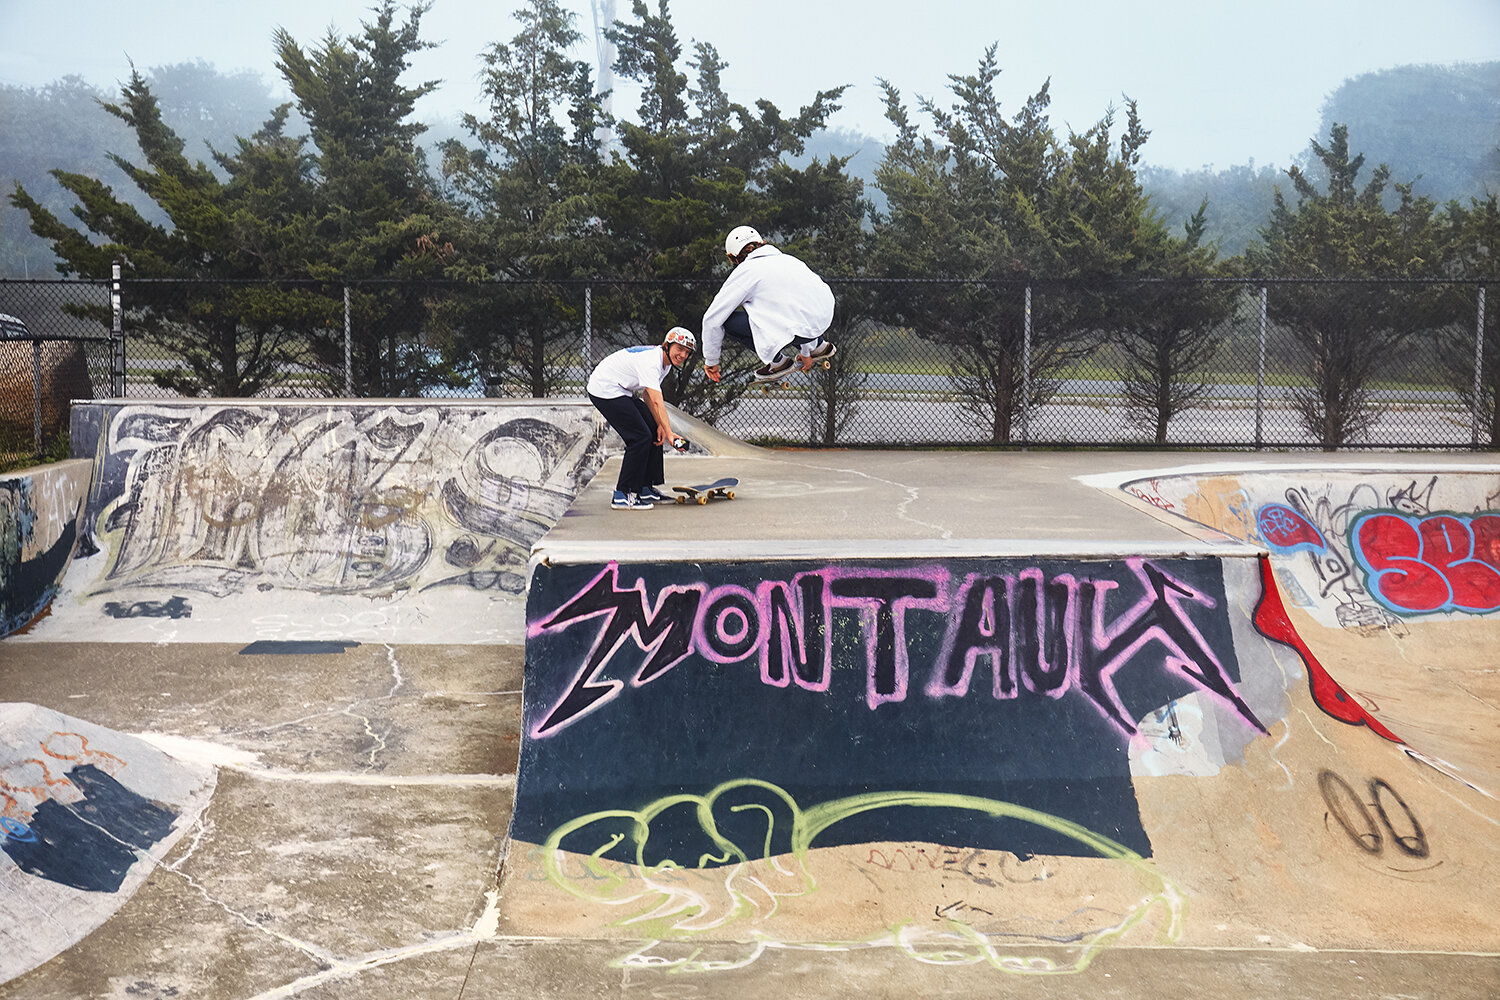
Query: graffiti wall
28 400 610 643
515 552 1290 861
0 459 90 636
1091 463 1500 808
1107 466 1500 631
0 703 216 982
507 542 1500 970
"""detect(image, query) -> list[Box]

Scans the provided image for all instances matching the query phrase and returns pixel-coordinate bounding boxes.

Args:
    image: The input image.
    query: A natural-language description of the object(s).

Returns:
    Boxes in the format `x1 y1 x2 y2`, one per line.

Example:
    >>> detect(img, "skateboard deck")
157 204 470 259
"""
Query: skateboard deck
750 344 836 392
672 477 738 504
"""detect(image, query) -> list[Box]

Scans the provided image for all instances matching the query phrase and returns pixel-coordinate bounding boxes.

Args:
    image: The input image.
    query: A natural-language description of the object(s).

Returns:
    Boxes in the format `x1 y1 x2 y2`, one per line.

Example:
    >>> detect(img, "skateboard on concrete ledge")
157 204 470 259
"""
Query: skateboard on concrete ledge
672 477 738 504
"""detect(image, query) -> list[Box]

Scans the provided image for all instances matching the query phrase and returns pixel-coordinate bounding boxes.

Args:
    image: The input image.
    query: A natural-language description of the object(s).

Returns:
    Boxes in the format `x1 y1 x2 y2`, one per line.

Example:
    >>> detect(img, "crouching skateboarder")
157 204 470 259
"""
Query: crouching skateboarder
586 328 695 509
700 225 836 384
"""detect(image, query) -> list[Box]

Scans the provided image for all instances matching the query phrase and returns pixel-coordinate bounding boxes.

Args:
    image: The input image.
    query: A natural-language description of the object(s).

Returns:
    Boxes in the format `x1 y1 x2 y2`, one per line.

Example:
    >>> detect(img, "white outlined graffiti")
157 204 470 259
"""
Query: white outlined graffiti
82 403 607 599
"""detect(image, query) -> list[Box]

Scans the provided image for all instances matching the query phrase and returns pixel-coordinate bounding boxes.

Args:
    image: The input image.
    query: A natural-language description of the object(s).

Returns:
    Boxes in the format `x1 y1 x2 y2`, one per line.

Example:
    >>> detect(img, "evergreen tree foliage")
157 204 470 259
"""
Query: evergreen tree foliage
1140 161 1282 258
1245 124 1449 449
871 50 1057 444
1 67 285 279
762 154 876 444
872 48 1215 444
273 0 462 395
595 0 856 420
1314 63 1500 205
2 77 139 278
439 0 608 396
1437 193 1500 445
9 71 319 396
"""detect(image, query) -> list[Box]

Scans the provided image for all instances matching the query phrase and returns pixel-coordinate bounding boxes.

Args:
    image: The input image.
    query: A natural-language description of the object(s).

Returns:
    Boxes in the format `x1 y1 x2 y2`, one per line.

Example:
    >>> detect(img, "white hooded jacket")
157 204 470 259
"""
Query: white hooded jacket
700 245 835 365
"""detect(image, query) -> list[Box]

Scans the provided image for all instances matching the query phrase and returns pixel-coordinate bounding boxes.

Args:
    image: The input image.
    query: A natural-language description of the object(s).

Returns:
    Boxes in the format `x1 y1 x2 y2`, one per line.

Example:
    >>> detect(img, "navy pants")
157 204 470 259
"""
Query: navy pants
589 393 663 494
724 309 755 350
724 308 821 357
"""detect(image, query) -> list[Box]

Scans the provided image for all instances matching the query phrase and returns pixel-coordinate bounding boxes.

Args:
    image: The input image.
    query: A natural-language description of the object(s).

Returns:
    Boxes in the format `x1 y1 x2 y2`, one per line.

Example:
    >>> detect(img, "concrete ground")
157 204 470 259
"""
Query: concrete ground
2 434 1498 998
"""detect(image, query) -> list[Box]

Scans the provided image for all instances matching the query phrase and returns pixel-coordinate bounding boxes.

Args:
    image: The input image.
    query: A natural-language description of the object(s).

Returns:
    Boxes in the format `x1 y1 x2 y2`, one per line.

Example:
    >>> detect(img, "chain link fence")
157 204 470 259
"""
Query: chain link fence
0 275 1493 453
0 279 116 462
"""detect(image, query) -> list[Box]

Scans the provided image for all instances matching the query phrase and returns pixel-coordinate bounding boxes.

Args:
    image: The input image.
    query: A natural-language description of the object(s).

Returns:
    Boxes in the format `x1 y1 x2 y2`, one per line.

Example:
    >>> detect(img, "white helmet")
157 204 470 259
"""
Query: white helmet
664 327 697 351
724 225 764 260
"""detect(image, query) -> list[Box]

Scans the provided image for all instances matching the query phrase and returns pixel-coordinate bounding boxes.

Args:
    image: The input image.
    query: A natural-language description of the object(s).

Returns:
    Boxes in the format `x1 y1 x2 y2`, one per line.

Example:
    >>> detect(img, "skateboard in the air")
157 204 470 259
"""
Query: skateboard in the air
672 477 738 504
751 344 836 392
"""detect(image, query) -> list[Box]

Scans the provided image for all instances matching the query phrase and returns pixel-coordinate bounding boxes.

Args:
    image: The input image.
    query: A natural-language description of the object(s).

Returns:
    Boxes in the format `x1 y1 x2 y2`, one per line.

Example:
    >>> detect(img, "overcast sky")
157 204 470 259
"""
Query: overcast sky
1 0 1496 172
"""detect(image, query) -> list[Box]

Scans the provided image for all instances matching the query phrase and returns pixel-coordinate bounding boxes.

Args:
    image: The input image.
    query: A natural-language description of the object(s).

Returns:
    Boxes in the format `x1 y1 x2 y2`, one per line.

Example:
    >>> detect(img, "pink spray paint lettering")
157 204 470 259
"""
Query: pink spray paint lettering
527 559 1266 739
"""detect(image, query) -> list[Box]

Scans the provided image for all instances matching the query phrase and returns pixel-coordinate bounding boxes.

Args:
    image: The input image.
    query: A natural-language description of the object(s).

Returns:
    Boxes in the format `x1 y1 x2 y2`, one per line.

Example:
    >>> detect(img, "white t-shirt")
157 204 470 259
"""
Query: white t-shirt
586 345 670 399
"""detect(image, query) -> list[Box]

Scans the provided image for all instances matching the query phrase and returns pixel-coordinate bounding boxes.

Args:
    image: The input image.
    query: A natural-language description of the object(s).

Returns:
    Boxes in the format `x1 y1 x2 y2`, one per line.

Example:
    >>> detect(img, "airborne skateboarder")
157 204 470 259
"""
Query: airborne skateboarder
700 225 837 384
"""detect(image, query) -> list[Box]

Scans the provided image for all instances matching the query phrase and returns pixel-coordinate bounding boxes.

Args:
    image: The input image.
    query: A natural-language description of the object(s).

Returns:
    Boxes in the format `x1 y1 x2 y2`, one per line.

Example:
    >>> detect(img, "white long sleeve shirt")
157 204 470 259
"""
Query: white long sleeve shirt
700 245 835 365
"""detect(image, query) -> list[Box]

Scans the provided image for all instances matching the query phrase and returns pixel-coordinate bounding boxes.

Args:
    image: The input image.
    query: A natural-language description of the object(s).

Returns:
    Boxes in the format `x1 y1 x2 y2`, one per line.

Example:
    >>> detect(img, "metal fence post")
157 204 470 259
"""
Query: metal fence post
1473 284 1487 449
1021 285 1032 447
343 285 352 397
111 261 125 397
30 337 43 450
1256 285 1268 450
584 283 593 375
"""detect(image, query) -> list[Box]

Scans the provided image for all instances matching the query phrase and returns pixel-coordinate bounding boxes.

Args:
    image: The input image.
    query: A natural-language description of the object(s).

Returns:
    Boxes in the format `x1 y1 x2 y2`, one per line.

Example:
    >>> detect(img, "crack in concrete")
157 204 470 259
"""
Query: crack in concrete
340 704 388 769
156 817 346 974
240 887 503 1000
102 748 515 997
782 457 955 539
224 767 515 787
384 644 405 697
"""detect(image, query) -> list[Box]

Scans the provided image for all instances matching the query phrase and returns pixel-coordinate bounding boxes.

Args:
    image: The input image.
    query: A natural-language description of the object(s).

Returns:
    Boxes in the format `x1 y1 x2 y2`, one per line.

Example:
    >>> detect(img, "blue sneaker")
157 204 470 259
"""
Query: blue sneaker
611 490 653 510
639 486 670 504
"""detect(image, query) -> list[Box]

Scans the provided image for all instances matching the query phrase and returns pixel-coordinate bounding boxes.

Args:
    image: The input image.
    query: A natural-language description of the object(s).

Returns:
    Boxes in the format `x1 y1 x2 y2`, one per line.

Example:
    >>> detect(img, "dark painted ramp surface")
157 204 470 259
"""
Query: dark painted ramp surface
516 546 1282 866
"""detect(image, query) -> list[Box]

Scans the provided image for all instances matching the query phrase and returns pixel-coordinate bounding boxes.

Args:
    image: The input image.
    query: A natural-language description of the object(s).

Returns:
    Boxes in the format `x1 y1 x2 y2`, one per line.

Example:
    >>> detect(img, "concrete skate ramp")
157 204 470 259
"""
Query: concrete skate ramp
14 399 613 644
0 702 216 982
1 459 90 634
1085 461 1500 796
503 529 1500 968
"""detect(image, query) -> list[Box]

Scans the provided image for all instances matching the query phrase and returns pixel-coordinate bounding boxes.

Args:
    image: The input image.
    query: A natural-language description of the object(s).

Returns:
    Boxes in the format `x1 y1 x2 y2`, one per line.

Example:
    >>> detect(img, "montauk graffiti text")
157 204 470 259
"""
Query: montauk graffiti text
529 559 1265 739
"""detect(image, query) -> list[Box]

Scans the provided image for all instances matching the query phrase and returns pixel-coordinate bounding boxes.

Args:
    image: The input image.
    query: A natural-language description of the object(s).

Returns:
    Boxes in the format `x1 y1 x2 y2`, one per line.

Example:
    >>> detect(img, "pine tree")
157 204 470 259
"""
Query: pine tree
594 0 853 420
273 0 460 395
1438 193 1500 444
871 48 1072 444
9 71 320 396
439 0 607 396
1246 124 1447 449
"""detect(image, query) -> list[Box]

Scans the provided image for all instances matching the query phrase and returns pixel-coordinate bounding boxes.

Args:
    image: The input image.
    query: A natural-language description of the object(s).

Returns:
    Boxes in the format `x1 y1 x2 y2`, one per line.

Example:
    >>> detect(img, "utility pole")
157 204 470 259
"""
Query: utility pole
590 0 617 152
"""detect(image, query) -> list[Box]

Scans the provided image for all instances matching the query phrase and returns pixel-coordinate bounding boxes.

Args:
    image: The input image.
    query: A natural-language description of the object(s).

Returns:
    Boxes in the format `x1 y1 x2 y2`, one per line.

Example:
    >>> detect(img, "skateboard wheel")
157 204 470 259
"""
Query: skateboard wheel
676 496 686 504
697 496 707 505
726 491 735 500
821 360 831 369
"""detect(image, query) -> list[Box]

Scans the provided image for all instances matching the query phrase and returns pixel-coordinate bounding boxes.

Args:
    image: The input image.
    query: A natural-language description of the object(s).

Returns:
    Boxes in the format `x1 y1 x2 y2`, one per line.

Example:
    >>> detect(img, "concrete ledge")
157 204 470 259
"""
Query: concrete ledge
531 536 1266 569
